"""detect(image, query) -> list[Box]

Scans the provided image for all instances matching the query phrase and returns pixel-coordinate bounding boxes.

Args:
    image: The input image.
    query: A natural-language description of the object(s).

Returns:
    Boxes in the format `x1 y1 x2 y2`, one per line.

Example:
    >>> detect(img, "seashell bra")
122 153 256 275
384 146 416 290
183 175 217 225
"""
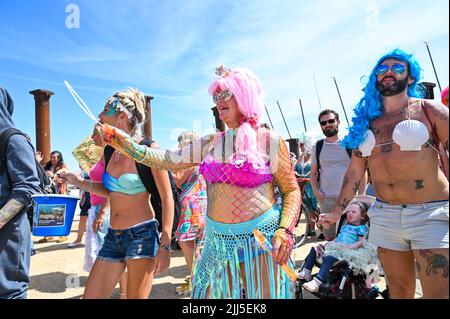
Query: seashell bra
358 100 434 157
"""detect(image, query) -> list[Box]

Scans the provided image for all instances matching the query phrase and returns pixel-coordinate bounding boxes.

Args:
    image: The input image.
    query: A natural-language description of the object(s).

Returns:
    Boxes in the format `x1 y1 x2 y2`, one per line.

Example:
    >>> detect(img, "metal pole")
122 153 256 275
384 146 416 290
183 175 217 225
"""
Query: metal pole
424 41 442 93
276 100 292 139
264 104 275 130
298 98 307 132
332 77 350 126
313 75 323 111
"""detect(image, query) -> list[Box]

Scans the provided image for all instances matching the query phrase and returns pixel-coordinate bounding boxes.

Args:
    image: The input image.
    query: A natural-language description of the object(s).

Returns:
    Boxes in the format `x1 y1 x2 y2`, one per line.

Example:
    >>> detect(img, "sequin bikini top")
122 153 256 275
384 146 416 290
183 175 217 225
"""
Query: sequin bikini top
199 154 273 188
358 100 432 157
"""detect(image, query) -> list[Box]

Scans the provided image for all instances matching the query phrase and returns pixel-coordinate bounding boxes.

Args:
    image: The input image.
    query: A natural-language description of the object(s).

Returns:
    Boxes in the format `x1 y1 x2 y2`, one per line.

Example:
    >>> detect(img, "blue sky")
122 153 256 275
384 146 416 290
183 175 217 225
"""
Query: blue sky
1 0 449 171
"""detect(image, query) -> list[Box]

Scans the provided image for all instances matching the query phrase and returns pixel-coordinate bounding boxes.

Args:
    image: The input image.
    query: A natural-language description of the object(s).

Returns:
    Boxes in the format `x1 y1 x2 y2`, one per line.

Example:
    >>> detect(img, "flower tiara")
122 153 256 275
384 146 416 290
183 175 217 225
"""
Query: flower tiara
215 65 232 77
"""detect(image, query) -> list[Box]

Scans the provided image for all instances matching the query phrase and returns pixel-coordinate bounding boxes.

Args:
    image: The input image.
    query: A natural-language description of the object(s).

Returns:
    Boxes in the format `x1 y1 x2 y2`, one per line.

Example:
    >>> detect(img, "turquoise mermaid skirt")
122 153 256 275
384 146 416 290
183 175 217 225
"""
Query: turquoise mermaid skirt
191 205 295 299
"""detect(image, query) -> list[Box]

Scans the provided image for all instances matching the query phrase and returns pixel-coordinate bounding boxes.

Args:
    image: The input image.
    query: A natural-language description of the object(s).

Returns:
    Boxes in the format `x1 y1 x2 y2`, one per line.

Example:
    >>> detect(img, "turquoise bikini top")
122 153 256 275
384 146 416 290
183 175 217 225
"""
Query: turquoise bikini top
102 171 147 195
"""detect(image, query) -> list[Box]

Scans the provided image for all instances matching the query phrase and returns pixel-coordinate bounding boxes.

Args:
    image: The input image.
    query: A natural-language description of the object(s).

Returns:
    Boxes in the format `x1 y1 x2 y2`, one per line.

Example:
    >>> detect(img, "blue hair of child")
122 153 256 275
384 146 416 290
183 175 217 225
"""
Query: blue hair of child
342 49 426 150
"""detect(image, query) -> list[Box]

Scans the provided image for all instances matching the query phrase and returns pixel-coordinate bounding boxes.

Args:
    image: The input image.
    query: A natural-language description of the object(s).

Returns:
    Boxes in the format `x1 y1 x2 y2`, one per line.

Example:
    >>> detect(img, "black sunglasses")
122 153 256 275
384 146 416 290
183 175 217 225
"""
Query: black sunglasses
320 119 336 126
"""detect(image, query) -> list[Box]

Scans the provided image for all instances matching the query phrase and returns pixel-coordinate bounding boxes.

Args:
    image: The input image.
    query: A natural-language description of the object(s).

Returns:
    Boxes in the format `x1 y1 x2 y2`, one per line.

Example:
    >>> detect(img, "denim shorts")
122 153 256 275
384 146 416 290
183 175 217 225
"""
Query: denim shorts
97 219 160 263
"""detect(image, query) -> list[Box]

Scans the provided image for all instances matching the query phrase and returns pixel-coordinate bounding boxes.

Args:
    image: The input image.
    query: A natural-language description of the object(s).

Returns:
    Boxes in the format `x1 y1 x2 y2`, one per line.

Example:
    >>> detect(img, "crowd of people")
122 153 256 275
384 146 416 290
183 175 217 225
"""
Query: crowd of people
0 48 448 299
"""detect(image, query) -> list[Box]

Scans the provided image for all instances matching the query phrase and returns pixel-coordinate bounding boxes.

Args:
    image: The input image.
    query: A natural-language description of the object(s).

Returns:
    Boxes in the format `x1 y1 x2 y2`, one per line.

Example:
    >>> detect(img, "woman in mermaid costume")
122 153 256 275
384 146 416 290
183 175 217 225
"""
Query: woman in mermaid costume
99 66 301 299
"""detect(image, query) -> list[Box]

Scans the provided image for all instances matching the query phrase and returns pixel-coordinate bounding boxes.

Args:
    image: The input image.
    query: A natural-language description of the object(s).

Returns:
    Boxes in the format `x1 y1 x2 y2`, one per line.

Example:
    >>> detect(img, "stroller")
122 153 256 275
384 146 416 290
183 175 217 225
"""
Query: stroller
295 213 390 299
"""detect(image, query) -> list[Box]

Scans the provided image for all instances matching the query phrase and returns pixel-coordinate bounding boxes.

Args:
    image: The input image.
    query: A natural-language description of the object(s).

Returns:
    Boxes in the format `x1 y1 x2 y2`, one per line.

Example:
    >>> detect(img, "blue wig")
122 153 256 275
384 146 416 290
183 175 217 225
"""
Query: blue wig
342 49 426 150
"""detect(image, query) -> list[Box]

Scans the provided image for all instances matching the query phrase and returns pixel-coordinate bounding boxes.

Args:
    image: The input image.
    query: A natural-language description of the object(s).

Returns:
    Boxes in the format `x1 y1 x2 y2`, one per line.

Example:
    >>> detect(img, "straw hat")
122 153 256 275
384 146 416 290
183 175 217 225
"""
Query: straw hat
72 136 103 173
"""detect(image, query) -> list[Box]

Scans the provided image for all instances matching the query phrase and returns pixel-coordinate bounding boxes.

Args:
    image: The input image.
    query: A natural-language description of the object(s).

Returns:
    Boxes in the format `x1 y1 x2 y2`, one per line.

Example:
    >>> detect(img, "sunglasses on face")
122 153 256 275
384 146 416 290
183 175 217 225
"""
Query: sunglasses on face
213 89 233 104
320 119 336 126
375 63 407 76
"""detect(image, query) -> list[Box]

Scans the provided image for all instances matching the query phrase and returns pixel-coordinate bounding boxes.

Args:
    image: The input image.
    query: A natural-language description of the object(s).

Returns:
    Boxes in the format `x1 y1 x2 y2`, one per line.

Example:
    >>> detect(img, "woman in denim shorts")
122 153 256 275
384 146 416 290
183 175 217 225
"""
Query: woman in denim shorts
61 89 174 299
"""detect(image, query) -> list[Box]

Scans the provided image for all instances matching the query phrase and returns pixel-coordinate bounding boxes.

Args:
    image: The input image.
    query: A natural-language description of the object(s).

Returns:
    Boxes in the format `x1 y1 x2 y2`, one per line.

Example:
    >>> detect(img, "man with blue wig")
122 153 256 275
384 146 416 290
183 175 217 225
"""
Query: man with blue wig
319 49 449 299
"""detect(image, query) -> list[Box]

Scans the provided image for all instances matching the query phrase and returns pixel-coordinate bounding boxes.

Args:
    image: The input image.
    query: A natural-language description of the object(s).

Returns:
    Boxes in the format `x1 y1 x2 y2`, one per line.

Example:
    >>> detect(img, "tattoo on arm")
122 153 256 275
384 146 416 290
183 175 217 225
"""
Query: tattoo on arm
338 198 350 211
354 149 364 158
0 199 25 226
352 182 360 193
415 179 424 190
419 250 449 278
429 104 449 122
341 176 350 189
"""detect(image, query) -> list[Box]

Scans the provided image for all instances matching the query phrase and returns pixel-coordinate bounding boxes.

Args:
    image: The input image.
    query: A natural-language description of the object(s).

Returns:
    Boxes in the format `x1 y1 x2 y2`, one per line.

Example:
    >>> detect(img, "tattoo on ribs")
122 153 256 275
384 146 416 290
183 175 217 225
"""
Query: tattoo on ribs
419 250 449 278
415 179 424 190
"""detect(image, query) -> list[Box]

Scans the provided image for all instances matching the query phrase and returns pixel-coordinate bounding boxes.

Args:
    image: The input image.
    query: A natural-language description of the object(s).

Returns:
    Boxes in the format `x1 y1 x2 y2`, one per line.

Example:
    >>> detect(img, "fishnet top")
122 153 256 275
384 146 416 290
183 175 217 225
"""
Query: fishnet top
109 127 301 231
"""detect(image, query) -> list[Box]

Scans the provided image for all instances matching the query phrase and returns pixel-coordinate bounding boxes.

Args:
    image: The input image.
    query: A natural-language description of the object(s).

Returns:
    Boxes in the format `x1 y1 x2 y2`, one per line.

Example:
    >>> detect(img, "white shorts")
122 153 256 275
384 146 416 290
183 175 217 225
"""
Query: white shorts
367 200 449 251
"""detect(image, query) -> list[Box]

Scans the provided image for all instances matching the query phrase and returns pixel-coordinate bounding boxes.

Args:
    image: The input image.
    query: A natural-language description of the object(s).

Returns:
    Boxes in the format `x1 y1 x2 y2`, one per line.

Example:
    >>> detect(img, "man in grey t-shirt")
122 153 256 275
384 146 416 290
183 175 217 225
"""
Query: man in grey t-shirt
310 109 366 240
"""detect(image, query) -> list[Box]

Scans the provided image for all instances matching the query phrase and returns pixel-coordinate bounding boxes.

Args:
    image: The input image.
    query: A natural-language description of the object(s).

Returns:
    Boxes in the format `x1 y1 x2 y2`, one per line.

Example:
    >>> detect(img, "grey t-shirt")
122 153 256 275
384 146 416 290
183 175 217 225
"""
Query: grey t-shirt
311 139 350 197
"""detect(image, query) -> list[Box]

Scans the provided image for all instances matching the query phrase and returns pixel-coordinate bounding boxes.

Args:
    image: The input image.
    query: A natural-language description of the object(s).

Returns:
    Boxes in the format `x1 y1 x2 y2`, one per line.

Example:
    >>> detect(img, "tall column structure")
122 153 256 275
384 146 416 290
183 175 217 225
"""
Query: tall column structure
29 89 54 164
144 95 154 140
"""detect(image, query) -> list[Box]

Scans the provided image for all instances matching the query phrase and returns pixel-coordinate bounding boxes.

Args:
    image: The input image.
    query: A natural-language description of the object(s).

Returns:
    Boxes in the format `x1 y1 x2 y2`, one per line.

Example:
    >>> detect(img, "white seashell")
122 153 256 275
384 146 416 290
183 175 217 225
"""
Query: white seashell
392 119 429 151
358 130 376 157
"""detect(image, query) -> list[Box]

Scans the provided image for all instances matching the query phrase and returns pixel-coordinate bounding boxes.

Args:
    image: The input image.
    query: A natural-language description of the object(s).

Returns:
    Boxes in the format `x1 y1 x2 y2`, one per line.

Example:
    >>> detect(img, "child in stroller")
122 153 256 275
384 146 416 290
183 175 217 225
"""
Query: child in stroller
296 196 386 299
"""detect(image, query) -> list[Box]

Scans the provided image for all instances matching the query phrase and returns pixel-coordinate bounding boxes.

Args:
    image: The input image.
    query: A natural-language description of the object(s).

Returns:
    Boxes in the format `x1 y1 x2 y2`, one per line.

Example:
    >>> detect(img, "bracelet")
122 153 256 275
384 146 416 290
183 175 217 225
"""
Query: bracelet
277 226 294 238
160 243 173 252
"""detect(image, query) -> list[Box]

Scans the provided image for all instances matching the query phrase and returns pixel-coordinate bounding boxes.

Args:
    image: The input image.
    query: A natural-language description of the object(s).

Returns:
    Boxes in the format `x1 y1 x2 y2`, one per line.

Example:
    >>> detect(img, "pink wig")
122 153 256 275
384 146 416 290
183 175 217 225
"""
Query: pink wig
209 66 267 170
441 86 449 106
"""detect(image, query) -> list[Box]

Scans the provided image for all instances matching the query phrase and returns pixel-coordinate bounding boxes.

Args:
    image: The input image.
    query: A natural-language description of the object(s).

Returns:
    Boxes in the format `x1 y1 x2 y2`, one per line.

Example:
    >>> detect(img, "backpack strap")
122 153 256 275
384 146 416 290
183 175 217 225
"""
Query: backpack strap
134 139 179 195
103 145 115 170
135 140 159 195
0 128 25 173
315 139 352 182
315 139 324 182
104 141 161 195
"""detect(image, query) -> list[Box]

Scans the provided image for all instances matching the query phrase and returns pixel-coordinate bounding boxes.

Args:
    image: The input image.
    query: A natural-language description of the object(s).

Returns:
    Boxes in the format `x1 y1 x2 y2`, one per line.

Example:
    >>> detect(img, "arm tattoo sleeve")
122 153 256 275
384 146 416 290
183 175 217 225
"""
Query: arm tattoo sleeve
0 199 25 226
106 125 215 172
272 137 301 232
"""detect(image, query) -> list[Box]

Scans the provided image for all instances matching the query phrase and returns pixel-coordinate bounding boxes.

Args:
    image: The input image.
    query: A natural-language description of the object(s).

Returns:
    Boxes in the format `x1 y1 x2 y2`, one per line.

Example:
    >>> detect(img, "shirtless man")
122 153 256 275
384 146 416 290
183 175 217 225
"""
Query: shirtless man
319 49 449 299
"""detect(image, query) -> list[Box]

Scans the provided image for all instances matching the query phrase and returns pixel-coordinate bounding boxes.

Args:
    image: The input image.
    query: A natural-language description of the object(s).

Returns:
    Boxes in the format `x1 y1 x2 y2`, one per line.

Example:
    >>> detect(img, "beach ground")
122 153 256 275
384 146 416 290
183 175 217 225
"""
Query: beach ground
29 204 423 299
